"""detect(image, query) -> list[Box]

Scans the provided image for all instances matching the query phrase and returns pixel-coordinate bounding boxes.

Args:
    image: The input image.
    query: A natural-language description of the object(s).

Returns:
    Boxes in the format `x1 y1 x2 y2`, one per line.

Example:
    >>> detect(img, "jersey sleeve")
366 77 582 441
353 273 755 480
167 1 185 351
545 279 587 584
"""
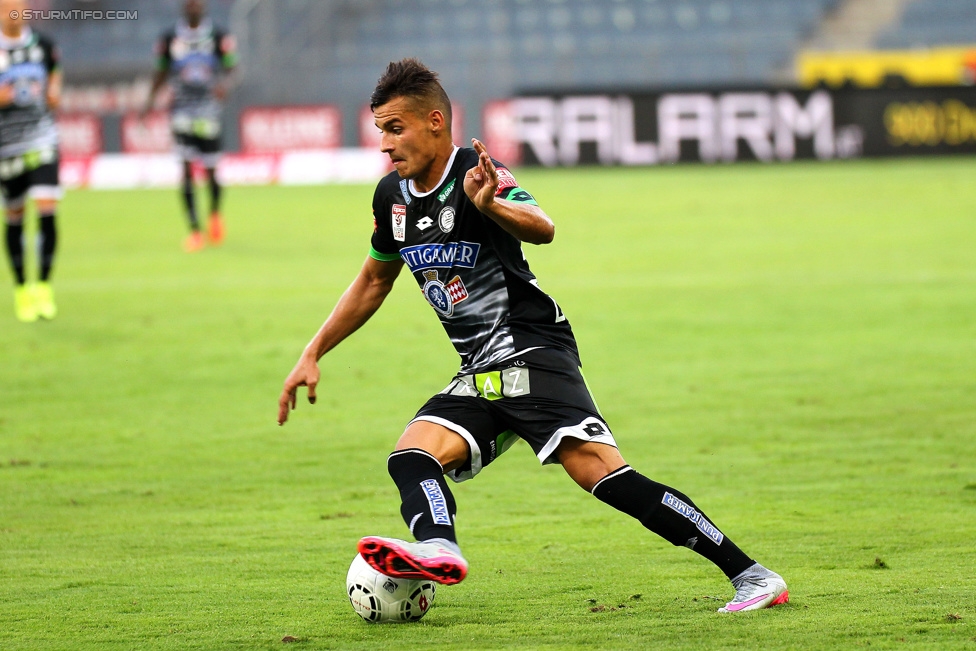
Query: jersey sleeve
369 183 401 262
492 162 538 206
154 32 172 72
216 29 238 69
40 36 59 74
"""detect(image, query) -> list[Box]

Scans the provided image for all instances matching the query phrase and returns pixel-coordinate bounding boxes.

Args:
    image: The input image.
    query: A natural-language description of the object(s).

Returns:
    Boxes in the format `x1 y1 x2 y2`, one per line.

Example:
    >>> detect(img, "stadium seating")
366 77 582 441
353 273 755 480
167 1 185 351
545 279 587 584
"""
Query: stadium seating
877 0 976 49
47 0 234 78
49 0 839 86
49 0 852 149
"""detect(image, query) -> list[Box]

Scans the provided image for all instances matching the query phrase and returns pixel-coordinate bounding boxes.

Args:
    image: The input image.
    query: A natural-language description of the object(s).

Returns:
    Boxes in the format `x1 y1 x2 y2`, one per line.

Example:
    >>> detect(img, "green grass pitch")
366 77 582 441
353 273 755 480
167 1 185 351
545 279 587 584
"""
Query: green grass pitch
2 158 975 650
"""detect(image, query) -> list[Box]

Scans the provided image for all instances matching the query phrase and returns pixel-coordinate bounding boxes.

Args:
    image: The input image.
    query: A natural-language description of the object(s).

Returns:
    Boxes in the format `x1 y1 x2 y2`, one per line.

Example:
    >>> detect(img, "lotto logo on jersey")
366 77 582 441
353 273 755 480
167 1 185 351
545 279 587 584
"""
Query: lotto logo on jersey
495 168 519 194
392 204 406 241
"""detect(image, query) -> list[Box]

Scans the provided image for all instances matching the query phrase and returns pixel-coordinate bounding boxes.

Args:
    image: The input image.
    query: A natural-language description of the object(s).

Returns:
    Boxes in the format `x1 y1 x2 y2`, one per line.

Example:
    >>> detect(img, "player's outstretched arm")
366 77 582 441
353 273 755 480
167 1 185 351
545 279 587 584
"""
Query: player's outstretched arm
46 70 62 110
277 256 403 425
463 138 554 245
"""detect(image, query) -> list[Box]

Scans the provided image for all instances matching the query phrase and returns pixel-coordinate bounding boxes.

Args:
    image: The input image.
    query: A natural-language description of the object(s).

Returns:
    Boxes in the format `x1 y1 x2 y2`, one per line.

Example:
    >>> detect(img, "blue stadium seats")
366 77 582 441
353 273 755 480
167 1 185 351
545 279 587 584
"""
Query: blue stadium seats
876 0 976 48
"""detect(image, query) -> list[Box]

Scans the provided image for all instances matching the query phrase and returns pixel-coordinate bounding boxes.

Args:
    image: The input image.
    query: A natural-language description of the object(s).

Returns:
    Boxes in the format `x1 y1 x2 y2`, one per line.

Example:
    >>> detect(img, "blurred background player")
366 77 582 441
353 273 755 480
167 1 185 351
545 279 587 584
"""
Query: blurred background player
143 0 236 252
0 0 62 322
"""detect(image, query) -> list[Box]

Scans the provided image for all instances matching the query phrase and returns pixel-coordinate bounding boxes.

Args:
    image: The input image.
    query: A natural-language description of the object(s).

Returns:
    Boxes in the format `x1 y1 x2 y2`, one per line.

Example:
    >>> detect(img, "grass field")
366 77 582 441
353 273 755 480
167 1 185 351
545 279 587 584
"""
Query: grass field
2 158 975 650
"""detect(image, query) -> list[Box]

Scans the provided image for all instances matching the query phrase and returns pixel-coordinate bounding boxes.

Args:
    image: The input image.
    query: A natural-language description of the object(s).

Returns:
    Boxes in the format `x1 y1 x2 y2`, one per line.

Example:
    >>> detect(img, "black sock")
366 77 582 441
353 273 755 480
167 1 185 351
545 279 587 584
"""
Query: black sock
38 213 57 282
181 175 199 230
388 448 457 544
207 168 221 215
5 221 25 285
592 466 754 579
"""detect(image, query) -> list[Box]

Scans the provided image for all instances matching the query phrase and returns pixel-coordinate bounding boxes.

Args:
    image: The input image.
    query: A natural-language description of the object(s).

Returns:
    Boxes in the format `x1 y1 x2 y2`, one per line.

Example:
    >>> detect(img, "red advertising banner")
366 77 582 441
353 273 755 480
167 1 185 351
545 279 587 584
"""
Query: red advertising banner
57 113 103 157
482 99 521 166
240 105 342 153
121 111 174 153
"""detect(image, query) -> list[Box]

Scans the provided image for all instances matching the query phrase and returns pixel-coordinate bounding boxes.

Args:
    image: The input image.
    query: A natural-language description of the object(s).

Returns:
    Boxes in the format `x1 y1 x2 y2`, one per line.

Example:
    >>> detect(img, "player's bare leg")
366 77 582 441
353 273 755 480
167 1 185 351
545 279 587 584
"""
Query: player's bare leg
358 420 469 585
558 438 788 612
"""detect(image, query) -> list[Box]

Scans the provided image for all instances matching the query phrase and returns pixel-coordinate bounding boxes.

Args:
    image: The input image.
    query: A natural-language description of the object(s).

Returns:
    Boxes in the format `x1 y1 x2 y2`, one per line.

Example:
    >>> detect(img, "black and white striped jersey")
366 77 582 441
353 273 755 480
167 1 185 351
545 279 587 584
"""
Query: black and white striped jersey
0 28 59 159
370 146 578 374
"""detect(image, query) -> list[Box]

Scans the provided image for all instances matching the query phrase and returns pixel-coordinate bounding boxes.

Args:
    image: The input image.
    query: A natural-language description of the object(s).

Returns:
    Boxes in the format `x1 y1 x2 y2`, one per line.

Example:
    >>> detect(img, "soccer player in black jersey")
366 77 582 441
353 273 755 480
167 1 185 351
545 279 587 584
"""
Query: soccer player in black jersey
143 0 236 252
0 0 62 322
279 59 788 613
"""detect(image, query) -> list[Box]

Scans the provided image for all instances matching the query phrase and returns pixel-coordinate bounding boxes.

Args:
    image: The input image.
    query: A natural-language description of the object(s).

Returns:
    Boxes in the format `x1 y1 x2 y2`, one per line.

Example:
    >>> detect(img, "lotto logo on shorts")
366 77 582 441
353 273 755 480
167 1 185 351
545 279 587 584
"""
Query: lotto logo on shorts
421 479 451 526
662 492 725 545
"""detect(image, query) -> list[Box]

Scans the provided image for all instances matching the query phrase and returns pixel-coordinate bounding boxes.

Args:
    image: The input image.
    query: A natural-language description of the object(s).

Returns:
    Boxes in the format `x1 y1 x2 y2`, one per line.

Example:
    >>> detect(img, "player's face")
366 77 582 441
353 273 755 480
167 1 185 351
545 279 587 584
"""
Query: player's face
0 0 27 31
184 0 205 25
373 96 440 181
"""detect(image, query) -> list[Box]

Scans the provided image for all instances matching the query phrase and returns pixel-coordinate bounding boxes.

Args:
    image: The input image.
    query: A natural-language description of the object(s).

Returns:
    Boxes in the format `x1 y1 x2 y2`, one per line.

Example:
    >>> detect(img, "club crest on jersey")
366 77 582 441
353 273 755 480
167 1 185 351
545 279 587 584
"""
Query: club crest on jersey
421 270 468 317
392 204 406 241
438 206 455 233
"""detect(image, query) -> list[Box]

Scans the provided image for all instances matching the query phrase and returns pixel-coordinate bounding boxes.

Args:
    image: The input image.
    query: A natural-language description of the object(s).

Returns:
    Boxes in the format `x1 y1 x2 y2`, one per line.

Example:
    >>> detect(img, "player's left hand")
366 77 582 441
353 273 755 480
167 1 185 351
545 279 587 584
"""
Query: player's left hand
463 138 498 213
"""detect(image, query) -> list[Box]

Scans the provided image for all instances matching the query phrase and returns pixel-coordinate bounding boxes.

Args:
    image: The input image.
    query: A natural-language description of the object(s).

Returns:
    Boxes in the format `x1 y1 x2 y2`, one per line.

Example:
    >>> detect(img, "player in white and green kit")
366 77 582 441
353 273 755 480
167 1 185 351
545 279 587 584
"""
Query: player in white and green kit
0 0 62 322
144 0 236 252
279 59 789 614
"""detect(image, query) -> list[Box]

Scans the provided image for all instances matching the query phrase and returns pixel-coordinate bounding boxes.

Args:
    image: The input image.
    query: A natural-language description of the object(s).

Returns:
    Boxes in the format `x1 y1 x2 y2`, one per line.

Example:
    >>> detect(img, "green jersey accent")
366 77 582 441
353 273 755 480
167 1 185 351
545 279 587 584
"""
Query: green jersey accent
504 188 538 206
437 179 455 203
369 246 401 262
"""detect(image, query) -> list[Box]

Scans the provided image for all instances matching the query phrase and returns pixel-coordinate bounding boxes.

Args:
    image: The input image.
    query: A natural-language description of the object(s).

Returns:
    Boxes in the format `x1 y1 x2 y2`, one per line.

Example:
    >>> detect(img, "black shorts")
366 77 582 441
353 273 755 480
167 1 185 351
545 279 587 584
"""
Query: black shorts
411 347 617 482
0 148 61 209
174 131 221 166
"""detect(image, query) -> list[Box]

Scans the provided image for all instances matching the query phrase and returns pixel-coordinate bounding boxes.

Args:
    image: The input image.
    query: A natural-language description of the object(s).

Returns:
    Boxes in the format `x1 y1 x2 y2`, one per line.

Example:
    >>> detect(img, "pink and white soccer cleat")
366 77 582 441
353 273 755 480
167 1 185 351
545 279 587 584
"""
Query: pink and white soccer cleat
718 566 789 613
358 536 468 585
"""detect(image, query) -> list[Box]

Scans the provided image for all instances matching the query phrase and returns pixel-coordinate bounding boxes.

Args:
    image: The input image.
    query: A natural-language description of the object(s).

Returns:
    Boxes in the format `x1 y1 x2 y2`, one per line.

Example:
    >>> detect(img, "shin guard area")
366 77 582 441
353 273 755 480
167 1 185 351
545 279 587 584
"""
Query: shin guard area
5 221 25 284
207 168 222 215
388 448 458 544
38 214 57 281
181 179 199 229
592 466 754 579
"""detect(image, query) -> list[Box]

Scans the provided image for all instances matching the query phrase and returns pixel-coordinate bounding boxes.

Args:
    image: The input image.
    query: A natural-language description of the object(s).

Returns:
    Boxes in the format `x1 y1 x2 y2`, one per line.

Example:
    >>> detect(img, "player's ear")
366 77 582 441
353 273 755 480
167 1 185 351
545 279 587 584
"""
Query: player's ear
429 109 445 135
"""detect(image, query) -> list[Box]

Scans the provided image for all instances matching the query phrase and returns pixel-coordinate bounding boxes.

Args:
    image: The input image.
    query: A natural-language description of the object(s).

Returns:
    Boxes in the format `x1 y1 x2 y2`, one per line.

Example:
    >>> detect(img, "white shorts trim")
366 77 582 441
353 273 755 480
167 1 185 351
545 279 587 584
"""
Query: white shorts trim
537 416 618 466
176 144 221 168
29 185 63 201
3 185 62 210
409 415 482 484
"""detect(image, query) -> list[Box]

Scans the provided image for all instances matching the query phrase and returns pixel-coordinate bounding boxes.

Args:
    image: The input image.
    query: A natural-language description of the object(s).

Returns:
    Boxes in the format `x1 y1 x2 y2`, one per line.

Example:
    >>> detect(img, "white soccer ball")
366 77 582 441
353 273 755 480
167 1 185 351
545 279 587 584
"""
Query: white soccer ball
346 553 436 623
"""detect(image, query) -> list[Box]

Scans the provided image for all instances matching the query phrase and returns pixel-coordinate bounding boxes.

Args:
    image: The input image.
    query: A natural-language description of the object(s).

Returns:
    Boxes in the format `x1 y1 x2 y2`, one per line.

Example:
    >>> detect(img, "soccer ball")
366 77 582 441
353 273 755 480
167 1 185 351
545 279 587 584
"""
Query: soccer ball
346 553 436 623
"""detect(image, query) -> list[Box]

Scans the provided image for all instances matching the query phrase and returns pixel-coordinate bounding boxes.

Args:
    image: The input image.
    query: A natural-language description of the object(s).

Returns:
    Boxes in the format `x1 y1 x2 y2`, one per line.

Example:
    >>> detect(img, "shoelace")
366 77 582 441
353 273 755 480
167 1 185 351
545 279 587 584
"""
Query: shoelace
731 575 770 598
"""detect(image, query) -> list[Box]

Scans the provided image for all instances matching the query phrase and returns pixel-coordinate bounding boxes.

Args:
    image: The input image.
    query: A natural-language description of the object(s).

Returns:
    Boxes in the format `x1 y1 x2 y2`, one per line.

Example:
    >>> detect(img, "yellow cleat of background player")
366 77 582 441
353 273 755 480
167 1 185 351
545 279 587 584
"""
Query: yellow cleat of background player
13 285 38 322
33 282 57 320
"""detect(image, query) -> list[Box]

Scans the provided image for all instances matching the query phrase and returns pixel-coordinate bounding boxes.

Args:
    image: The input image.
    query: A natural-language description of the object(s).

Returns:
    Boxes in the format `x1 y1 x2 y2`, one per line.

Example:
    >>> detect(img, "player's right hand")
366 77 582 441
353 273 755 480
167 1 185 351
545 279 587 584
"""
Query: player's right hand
277 355 320 425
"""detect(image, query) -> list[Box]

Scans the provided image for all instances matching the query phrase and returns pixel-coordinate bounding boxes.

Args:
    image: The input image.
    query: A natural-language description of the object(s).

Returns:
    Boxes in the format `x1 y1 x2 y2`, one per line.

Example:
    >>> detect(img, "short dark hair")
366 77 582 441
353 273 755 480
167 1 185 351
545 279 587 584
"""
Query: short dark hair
370 58 452 127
